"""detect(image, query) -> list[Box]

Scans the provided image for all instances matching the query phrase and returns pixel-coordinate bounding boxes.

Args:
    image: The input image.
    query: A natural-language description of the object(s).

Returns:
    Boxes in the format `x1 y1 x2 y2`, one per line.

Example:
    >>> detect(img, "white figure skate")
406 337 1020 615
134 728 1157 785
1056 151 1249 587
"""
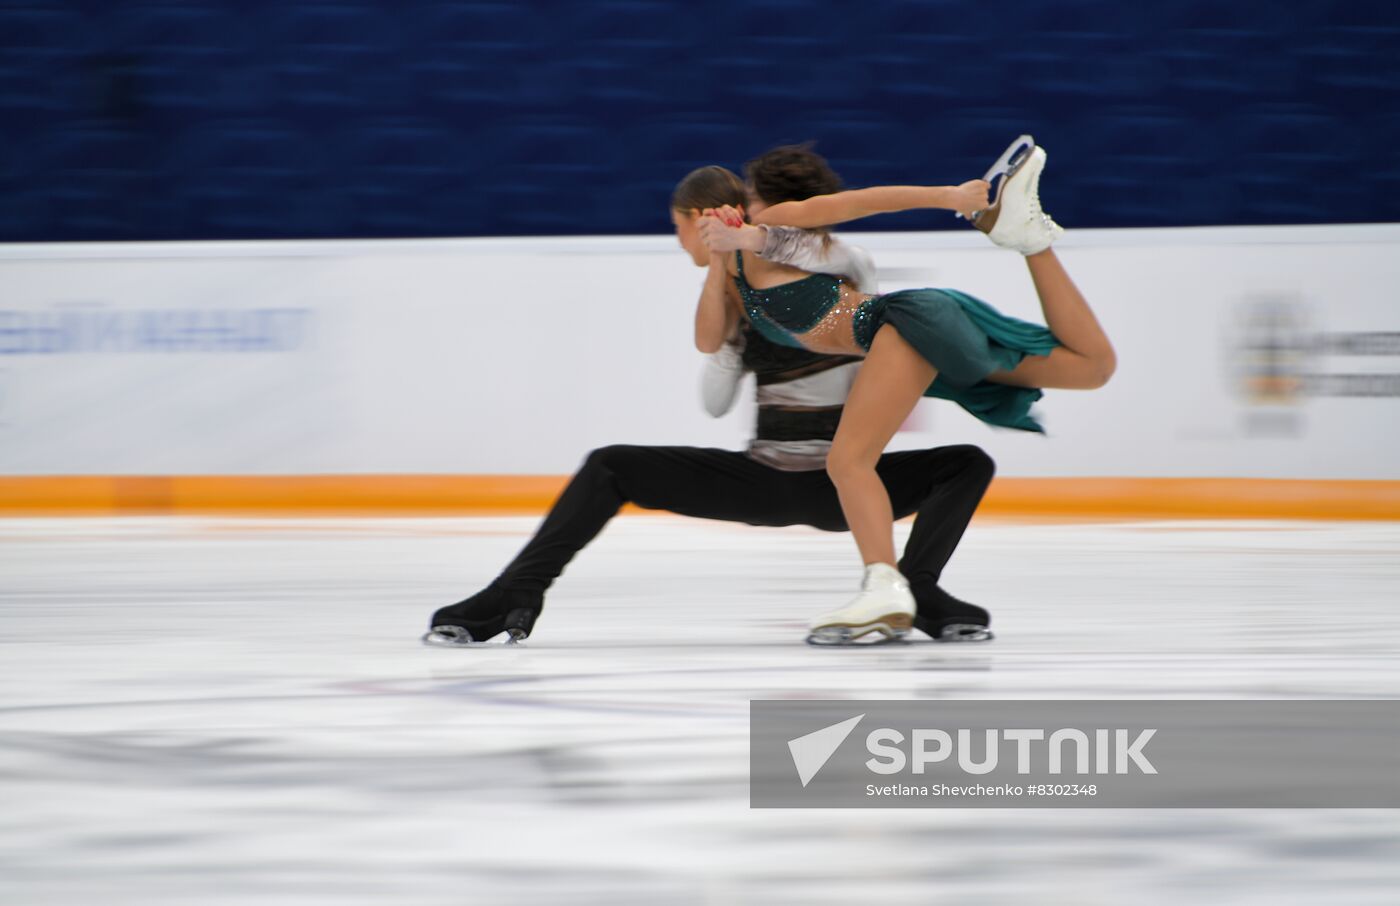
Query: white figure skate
971 139 1064 255
806 563 916 645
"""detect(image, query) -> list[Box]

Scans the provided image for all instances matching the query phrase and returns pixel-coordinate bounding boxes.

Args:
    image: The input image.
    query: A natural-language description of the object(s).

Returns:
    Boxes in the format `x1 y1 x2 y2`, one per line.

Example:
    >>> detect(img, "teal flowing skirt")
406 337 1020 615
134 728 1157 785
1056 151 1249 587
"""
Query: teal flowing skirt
868 288 1060 433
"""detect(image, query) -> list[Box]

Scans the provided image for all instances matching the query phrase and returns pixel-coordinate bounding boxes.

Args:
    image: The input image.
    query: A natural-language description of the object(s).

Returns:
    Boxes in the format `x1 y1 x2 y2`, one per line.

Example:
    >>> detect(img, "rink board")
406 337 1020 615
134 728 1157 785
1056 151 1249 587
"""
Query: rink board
2 225 1398 518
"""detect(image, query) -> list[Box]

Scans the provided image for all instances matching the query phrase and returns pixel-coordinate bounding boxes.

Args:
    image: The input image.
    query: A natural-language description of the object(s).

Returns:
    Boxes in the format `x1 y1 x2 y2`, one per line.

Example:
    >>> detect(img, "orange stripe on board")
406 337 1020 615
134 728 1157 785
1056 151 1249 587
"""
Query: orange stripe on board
0 476 118 513
1 475 1398 520
980 478 1400 521
171 475 571 515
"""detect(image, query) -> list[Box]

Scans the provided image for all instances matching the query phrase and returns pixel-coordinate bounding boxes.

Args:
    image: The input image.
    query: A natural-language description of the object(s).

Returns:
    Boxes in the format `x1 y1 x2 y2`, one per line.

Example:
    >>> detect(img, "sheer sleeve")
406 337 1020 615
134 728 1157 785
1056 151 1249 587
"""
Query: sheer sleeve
758 227 880 295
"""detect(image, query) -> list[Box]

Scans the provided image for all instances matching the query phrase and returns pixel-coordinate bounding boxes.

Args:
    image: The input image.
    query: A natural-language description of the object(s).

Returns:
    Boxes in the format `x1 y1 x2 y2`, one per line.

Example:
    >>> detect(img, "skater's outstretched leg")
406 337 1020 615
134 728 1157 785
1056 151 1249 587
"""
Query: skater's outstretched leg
425 446 633 645
426 446 830 644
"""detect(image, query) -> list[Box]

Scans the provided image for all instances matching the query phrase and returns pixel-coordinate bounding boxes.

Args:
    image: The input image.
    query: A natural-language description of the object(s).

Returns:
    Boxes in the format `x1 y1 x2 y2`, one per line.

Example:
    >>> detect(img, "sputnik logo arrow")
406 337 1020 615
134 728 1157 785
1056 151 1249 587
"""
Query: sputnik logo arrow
787 714 864 787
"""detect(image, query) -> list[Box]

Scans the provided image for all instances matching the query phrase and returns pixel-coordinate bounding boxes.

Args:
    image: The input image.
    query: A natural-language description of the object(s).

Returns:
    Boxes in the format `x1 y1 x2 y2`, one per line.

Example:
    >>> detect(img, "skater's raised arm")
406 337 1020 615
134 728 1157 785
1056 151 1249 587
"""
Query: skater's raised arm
694 253 741 354
670 167 751 354
697 208 879 294
752 180 990 229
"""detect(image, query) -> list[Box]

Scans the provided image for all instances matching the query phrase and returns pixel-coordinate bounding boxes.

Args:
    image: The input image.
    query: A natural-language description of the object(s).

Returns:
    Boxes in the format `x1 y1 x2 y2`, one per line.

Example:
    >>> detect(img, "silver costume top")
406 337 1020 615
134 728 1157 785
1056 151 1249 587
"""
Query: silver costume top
701 229 877 471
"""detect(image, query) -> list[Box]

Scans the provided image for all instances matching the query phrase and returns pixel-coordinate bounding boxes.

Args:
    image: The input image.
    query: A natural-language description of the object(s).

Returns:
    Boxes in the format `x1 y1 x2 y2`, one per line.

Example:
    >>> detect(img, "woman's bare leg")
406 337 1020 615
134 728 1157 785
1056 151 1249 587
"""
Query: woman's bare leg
827 324 938 566
990 248 1117 390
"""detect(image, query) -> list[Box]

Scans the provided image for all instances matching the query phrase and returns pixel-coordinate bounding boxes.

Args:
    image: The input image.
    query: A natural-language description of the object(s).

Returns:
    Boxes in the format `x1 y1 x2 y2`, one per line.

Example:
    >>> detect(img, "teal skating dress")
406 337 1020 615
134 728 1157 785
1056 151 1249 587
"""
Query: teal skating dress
733 251 1059 433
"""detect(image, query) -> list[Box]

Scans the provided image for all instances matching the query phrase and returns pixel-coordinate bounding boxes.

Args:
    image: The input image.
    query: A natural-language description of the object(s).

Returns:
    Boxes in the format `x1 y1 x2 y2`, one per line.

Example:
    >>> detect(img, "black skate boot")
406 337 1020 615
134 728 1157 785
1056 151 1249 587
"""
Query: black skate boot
422 582 543 647
912 584 993 643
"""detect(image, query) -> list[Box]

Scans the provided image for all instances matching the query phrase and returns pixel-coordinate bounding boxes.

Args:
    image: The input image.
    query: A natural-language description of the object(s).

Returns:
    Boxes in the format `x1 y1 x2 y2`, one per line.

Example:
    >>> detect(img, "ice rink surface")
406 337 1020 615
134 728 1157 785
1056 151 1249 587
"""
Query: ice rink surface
3 515 1399 905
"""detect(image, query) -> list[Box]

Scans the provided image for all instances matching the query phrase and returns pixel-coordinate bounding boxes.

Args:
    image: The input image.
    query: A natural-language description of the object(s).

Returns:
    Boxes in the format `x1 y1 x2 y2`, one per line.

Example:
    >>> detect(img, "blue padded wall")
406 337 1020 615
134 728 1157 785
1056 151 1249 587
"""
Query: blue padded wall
1 0 1397 241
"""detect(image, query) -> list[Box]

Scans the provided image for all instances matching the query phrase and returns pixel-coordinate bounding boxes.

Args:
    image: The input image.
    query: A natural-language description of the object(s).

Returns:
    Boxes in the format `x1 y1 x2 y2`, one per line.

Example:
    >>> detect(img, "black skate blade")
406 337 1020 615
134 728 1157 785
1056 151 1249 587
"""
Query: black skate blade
502 607 538 638
421 625 525 648
935 623 994 643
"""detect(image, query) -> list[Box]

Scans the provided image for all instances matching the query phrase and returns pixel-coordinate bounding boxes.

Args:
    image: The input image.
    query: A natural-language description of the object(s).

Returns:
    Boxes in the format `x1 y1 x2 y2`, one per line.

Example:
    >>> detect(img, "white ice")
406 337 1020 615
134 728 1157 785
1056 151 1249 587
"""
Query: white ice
2 515 1400 905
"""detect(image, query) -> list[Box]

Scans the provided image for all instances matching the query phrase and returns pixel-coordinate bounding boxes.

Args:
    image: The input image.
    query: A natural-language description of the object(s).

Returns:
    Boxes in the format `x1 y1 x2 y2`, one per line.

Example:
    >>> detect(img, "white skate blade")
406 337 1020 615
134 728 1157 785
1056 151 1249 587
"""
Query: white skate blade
962 134 1036 224
981 134 1036 185
806 616 913 647
421 625 525 648
806 627 908 646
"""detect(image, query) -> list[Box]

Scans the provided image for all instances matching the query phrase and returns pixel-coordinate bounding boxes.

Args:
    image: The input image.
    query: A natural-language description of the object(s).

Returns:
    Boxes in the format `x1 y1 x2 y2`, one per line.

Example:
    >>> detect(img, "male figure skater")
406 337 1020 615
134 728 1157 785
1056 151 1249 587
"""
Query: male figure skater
425 146 996 645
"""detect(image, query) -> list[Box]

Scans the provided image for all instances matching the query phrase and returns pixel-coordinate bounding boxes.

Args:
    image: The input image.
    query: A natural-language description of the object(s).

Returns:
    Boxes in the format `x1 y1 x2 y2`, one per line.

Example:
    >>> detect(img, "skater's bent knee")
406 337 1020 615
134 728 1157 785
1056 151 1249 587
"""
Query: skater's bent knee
583 444 638 471
825 447 880 483
951 445 996 480
1090 351 1117 389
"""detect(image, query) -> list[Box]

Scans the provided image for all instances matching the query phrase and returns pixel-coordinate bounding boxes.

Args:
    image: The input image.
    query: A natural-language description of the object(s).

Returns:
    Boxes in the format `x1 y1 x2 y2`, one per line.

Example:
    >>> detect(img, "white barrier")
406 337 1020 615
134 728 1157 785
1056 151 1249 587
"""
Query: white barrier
2 225 1398 478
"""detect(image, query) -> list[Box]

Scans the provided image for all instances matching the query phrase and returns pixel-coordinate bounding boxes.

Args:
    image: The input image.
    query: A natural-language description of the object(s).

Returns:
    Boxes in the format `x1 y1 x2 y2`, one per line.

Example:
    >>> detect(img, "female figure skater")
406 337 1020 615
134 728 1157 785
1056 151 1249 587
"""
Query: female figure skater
671 138 1115 644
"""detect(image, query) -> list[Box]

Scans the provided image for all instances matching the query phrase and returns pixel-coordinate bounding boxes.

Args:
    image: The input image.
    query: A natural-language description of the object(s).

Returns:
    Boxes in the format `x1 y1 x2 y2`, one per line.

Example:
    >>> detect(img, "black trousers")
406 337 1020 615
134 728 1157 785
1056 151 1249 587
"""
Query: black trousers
496 444 995 600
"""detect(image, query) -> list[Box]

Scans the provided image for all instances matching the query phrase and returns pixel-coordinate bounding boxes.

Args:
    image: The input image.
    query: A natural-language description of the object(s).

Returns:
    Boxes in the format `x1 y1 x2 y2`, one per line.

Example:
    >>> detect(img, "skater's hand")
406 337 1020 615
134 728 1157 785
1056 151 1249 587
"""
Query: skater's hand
950 179 991 218
699 207 764 253
706 204 745 229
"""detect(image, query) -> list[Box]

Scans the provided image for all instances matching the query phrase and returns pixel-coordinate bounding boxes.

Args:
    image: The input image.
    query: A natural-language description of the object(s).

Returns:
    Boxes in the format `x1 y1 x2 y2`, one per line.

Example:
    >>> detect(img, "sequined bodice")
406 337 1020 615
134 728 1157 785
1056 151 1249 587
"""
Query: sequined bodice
733 251 882 356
